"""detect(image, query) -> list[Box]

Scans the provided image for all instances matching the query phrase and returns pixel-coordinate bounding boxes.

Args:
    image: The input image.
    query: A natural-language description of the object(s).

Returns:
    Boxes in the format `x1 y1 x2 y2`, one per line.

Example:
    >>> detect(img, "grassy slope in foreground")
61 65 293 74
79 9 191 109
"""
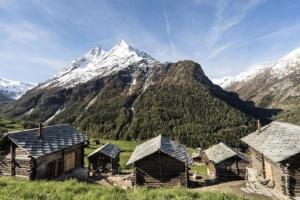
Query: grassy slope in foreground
0 177 247 200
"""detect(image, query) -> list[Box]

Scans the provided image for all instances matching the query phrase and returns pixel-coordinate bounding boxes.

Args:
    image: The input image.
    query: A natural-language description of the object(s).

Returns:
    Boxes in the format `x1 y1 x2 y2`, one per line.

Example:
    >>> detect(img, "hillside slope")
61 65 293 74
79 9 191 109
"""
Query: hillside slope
215 47 300 125
4 41 273 148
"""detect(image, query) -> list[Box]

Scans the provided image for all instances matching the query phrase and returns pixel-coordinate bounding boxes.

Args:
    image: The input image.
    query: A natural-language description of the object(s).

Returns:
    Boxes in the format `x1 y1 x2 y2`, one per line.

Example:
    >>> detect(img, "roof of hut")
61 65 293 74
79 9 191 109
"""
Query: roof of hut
204 142 238 164
87 143 121 159
127 135 192 165
0 124 87 158
241 121 300 163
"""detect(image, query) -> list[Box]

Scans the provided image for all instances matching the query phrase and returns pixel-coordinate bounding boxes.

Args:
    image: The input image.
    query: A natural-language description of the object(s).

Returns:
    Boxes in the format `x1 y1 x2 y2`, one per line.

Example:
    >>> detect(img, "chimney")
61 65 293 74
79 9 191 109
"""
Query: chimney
257 119 261 133
39 123 43 138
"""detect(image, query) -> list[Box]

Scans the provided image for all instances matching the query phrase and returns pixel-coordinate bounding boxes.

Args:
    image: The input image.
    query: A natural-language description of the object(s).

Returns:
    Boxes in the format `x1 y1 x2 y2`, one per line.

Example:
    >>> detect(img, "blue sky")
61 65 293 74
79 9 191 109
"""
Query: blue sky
1 0 300 83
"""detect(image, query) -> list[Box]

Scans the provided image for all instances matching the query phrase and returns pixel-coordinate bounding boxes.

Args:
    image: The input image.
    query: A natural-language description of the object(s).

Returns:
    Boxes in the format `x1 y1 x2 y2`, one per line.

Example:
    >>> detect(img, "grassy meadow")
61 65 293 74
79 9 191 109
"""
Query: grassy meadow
0 117 23 132
0 176 247 200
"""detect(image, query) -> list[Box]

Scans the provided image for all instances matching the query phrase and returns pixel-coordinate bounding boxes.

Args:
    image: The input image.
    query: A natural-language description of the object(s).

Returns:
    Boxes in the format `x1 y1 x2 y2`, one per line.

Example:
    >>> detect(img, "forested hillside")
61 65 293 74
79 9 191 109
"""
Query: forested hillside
4 44 273 148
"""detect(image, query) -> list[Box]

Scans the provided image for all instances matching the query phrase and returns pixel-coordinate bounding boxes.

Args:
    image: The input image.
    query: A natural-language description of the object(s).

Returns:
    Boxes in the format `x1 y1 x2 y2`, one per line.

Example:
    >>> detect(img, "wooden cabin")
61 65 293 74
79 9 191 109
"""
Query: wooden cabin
204 142 250 182
242 121 300 199
127 135 192 187
0 124 87 180
87 143 121 175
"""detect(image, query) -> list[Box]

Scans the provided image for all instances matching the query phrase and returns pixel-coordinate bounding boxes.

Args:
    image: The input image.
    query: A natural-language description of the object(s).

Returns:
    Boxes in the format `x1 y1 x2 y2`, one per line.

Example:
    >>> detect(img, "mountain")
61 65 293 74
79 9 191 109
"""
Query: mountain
4 41 274 148
0 78 35 106
214 47 300 125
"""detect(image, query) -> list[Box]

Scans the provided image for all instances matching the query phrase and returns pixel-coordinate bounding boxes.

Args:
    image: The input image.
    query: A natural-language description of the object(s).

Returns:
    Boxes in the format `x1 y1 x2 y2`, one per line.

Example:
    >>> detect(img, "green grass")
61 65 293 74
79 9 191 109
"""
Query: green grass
0 176 247 200
0 117 24 138
85 139 139 170
190 165 207 175
0 117 24 131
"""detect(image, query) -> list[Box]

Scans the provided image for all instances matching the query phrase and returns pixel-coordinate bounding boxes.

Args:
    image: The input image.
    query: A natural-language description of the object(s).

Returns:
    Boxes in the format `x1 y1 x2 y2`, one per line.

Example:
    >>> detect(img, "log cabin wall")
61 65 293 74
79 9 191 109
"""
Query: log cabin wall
34 143 83 179
0 141 12 176
0 142 32 179
282 153 300 198
134 151 188 187
14 146 31 179
249 147 263 173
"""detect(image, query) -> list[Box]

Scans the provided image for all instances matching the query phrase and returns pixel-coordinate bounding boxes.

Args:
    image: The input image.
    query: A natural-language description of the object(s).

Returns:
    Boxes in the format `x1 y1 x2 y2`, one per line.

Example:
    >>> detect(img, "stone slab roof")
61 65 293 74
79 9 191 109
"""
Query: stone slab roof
87 142 120 159
241 122 300 163
2 124 87 158
127 135 192 165
204 142 237 164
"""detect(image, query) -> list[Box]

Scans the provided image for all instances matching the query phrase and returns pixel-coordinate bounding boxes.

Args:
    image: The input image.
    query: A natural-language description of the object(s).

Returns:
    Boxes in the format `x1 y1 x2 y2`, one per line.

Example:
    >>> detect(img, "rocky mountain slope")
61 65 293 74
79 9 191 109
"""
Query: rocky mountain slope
215 47 300 125
3 41 274 148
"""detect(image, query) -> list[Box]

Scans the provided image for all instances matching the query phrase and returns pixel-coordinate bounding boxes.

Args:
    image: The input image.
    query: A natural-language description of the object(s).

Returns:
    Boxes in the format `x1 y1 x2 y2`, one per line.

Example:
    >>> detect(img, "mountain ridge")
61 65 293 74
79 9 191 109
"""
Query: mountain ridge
213 47 300 125
3 41 277 147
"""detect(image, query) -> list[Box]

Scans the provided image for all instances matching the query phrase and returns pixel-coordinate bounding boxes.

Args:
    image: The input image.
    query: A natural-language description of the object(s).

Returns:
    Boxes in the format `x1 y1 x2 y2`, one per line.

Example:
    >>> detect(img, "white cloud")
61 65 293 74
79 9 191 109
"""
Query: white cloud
163 7 176 54
202 0 266 61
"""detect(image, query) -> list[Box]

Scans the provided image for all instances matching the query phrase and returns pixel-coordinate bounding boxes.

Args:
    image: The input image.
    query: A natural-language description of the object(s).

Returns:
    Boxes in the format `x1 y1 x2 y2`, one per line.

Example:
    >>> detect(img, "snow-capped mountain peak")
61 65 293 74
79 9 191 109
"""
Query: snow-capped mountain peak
214 47 300 88
213 65 265 88
41 41 157 88
0 78 35 99
84 45 106 60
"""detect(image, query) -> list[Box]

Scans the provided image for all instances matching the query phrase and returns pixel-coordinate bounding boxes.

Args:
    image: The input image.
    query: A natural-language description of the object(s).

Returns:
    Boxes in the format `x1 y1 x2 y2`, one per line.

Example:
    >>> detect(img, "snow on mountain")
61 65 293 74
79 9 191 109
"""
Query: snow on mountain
269 47 300 79
41 40 157 88
213 65 266 88
213 47 300 88
0 78 35 99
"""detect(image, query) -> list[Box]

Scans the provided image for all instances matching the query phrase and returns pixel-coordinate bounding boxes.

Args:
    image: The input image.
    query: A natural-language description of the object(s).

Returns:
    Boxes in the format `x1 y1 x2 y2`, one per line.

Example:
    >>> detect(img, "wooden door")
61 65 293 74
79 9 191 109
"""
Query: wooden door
64 152 75 172
264 161 273 183
46 160 57 179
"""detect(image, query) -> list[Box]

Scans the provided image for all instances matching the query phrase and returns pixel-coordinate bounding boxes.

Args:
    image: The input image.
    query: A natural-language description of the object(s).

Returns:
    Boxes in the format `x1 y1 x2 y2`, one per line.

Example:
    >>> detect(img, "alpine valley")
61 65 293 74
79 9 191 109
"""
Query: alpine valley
2 41 276 148
0 78 35 106
214 47 300 125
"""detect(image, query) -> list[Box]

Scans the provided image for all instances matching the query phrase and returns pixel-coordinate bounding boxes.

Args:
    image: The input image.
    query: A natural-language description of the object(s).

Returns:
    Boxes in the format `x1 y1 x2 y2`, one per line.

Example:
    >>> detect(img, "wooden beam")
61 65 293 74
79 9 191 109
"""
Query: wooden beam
81 143 84 168
61 150 65 172
262 154 266 179
10 142 15 176
158 151 162 180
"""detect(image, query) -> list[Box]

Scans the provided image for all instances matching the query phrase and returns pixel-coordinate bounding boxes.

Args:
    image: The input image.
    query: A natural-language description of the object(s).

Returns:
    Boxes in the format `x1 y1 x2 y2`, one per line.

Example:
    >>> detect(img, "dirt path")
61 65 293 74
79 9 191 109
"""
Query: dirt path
191 181 274 200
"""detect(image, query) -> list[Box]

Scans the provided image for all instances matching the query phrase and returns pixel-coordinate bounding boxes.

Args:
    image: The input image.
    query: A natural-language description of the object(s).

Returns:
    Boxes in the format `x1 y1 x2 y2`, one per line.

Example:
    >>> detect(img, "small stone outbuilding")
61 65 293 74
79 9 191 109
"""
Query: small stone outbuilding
127 135 192 187
204 142 250 182
87 143 121 175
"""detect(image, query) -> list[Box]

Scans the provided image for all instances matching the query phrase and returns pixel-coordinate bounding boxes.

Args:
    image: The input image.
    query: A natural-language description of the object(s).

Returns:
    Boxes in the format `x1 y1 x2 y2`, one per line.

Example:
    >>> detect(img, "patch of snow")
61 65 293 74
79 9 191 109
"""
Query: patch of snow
25 108 35 116
212 65 266 88
0 78 35 99
40 40 157 89
44 108 64 124
85 95 99 111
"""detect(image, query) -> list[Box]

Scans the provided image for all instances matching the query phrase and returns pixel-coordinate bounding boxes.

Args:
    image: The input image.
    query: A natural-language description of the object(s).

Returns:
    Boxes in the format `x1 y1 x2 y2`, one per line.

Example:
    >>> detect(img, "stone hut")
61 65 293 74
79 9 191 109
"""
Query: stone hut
204 142 250 182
